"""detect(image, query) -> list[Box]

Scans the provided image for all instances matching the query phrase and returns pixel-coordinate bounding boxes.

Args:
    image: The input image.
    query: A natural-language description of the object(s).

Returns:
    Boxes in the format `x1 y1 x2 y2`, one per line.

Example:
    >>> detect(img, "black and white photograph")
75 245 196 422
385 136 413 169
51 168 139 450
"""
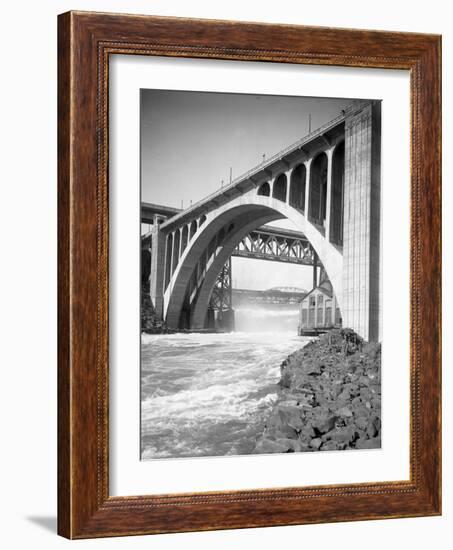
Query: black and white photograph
140 90 382 460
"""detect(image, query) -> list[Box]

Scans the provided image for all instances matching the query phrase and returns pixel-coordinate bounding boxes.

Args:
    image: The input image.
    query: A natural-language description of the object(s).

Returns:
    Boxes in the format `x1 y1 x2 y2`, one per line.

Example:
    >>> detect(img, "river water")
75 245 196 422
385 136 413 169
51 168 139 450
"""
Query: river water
141 306 309 459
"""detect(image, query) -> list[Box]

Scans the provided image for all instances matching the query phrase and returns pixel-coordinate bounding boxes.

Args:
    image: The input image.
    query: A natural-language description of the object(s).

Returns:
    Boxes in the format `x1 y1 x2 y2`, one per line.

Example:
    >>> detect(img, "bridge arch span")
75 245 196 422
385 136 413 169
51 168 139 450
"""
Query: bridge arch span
190 213 279 328
163 193 343 329
164 203 283 327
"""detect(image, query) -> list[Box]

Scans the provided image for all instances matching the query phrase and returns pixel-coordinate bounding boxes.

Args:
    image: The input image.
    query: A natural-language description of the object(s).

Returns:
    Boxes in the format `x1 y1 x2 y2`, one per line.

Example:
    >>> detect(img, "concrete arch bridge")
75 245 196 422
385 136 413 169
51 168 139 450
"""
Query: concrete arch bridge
143 100 381 341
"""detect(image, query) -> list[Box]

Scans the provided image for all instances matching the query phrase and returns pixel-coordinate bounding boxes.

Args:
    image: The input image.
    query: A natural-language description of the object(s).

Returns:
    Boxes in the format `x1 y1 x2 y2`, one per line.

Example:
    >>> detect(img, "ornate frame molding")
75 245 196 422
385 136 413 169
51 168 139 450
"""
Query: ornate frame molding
58 11 441 538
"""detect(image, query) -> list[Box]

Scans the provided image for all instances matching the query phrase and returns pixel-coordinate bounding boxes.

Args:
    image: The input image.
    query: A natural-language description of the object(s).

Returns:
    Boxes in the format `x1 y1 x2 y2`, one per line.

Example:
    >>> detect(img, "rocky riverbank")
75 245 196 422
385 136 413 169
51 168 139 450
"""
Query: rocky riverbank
141 288 166 334
254 329 381 454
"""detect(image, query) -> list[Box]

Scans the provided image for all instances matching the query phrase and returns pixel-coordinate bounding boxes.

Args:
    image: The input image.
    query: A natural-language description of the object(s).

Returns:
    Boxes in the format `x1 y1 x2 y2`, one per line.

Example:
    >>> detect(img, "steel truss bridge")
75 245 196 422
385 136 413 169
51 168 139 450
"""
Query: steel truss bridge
233 225 315 266
142 215 317 266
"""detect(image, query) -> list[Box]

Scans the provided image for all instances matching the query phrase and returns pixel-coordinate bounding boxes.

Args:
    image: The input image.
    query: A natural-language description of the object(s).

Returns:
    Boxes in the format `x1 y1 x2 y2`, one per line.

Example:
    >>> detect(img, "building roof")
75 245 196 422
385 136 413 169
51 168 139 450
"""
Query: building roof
300 285 333 302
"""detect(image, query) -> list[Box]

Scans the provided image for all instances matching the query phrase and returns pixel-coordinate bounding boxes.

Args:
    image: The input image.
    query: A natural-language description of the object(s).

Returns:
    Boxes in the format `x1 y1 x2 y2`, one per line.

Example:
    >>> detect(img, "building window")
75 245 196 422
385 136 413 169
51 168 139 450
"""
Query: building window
309 296 316 307
317 307 323 326
318 294 324 305
325 307 332 326
301 309 308 326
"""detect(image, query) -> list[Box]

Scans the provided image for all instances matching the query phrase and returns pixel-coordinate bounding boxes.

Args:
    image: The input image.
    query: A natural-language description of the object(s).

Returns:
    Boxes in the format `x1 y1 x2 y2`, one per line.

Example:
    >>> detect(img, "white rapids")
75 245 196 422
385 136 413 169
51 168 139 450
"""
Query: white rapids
141 307 309 459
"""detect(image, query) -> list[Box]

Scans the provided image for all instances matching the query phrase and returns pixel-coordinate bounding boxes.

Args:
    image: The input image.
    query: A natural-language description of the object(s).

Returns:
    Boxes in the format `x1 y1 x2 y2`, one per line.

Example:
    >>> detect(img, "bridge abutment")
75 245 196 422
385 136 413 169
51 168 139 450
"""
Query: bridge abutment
342 101 381 342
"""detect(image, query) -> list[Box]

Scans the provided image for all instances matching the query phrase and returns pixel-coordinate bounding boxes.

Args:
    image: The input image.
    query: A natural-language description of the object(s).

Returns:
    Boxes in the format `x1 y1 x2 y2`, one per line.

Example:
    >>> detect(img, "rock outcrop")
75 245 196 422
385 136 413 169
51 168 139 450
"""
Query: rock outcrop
254 329 381 454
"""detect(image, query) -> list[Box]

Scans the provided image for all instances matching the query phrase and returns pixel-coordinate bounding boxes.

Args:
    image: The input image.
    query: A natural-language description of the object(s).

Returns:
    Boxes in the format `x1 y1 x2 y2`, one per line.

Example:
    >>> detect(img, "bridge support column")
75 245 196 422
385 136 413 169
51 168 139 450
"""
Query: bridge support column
217 308 235 332
313 251 318 289
304 159 312 220
342 101 381 341
325 148 334 243
284 168 292 205
205 307 215 330
207 258 235 332
149 229 166 319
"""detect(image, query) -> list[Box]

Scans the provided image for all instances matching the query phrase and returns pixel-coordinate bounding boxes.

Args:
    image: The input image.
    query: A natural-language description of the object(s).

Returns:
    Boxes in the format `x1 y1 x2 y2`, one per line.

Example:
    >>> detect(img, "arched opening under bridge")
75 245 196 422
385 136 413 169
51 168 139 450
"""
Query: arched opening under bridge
330 142 345 246
257 182 270 196
289 164 306 212
309 152 328 228
272 174 287 202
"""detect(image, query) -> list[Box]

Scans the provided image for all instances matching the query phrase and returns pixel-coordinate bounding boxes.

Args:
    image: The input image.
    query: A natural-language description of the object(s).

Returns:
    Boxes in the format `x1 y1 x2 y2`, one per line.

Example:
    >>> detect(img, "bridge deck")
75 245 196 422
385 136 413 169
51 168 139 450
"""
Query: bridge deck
141 202 181 225
159 111 346 232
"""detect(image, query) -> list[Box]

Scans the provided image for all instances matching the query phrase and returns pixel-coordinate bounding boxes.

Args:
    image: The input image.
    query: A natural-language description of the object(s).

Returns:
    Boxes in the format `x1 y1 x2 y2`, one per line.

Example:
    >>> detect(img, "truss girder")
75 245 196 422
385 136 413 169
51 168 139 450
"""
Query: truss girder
231 229 315 265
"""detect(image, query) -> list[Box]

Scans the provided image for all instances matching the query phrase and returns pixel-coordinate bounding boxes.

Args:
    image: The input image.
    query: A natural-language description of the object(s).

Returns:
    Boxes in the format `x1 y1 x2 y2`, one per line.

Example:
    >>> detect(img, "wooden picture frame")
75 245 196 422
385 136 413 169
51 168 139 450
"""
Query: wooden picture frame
58 11 441 539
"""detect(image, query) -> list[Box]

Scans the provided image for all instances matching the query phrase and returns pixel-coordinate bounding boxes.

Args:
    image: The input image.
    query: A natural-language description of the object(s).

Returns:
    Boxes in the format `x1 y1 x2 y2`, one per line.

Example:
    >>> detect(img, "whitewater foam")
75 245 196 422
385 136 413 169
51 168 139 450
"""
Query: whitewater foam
140 331 310 459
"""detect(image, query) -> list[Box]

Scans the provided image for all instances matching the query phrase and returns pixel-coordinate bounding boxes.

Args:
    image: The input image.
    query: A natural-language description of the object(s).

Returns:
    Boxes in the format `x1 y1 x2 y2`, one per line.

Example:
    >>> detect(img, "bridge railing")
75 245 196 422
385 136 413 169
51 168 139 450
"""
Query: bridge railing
230 112 345 186
160 112 346 230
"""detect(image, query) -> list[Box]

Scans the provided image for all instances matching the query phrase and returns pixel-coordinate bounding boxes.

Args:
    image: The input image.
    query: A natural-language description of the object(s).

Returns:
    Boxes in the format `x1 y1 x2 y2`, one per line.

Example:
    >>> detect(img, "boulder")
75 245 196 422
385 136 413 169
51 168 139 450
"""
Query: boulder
312 415 337 435
355 436 381 450
277 405 305 432
355 416 369 431
266 413 298 439
310 438 322 450
337 406 353 418
305 361 323 376
327 427 357 445
337 389 351 402
321 440 339 451
254 438 293 454
300 424 316 439
366 415 381 438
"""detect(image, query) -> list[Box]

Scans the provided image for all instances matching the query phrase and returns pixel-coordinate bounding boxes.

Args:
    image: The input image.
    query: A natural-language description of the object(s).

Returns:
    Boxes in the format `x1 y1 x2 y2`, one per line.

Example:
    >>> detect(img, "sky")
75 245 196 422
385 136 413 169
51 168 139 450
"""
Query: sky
141 90 354 291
